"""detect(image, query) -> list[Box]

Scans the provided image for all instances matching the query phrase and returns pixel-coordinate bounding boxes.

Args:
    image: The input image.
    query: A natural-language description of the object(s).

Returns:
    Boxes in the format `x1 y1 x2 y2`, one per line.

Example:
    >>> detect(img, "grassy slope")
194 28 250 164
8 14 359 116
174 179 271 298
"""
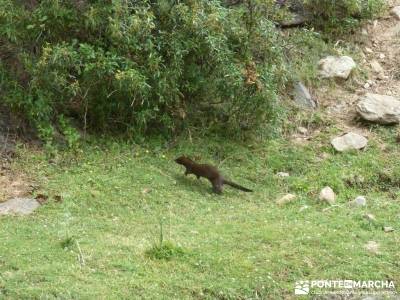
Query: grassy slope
0 125 399 299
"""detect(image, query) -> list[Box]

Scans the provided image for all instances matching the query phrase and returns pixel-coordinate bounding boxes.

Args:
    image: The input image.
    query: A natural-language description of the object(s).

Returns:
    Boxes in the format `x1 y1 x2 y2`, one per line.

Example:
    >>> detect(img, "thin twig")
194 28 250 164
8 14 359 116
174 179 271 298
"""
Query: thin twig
75 240 85 267
322 204 341 212
1 128 10 155
187 127 193 144
82 88 90 139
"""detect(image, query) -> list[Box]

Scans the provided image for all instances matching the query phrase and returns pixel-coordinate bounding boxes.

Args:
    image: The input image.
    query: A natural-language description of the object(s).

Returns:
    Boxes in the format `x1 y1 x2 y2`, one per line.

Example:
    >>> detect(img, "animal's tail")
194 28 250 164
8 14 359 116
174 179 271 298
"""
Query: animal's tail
223 180 253 192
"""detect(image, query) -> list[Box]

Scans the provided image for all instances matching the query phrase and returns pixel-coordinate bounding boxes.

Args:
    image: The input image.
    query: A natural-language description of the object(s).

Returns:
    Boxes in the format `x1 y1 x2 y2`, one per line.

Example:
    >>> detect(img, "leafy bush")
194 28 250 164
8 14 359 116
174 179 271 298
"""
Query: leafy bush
0 0 288 143
304 0 385 35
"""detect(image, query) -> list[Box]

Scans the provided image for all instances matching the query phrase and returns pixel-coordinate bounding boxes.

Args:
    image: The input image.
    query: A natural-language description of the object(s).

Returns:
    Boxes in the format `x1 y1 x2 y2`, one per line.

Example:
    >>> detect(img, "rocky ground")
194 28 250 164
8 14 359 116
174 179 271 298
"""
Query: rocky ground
291 0 400 152
319 0 400 135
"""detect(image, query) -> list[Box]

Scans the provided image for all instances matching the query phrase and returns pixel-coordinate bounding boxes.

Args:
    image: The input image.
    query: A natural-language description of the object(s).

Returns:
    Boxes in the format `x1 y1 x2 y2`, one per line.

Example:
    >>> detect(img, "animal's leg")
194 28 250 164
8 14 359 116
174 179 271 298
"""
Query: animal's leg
212 179 223 194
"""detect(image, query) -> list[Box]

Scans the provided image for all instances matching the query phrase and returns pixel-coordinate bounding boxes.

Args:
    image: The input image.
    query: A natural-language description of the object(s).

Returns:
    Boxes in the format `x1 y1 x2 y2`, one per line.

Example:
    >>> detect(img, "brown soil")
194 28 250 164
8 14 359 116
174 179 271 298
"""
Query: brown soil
0 165 33 202
0 107 36 202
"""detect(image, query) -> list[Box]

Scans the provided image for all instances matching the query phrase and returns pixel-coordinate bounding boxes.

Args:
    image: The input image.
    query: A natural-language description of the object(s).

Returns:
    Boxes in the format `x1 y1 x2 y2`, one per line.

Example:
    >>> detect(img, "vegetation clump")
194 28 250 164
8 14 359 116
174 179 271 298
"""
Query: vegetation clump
146 242 186 261
304 0 385 35
0 0 289 142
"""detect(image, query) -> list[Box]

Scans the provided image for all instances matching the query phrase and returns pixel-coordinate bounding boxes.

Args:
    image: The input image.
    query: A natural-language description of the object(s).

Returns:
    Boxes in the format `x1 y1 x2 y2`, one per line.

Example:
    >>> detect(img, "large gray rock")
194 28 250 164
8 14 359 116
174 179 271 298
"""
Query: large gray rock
391 6 400 20
292 82 317 109
0 197 40 215
384 226 394 233
318 56 356 79
356 93 400 124
331 132 368 152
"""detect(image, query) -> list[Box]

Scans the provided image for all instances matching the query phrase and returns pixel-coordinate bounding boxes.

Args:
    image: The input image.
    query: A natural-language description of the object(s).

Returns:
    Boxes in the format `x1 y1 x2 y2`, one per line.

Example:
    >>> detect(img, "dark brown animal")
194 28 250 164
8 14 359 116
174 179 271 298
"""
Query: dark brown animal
175 156 253 194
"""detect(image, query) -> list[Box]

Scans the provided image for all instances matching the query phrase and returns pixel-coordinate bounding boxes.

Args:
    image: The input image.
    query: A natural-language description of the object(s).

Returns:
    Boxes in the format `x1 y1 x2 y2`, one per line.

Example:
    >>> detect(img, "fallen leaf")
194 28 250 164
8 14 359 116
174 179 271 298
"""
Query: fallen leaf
54 195 63 203
35 194 49 204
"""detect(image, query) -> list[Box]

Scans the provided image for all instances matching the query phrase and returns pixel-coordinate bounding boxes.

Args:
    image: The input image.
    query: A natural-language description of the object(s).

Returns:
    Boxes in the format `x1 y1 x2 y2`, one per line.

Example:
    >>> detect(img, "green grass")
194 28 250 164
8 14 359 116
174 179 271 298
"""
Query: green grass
0 128 399 299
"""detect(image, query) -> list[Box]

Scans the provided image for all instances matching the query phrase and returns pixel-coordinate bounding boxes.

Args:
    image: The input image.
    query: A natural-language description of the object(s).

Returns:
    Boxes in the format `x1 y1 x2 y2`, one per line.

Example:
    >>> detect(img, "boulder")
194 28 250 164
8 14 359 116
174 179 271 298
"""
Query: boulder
391 6 400 20
356 93 400 124
292 82 317 109
318 56 356 79
331 132 368 152
0 197 40 215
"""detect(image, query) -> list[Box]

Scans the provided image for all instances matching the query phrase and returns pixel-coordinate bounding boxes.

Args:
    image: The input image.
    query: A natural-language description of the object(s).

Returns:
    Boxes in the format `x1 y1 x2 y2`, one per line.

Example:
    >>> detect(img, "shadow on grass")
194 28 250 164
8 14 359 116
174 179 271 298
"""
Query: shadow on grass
173 174 216 196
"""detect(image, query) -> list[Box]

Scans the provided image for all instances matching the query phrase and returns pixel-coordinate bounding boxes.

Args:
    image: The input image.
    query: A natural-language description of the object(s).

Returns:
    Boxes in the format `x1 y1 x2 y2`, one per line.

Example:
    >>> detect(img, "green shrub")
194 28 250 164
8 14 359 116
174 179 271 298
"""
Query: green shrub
0 0 288 143
304 0 385 35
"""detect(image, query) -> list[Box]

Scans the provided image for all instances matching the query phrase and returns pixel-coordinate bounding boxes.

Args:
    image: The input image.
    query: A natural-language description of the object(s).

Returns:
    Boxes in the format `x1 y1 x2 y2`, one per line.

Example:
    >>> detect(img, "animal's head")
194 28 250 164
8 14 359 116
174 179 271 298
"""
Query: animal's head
175 156 191 165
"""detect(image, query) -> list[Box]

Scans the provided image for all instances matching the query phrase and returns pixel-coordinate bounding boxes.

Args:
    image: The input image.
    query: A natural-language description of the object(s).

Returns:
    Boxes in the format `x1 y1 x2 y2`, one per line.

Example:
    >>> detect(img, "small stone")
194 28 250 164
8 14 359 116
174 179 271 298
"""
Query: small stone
365 47 373 53
376 73 386 80
276 194 296 205
383 226 394 233
320 152 330 160
142 188 152 194
331 132 368 152
391 6 400 20
0 198 40 215
364 82 370 89
361 28 368 36
299 205 308 212
382 75 388 80
345 174 365 187
370 59 384 74
297 126 308 135
364 213 376 221
319 186 335 205
364 241 380 254
90 190 101 197
276 172 290 178
378 53 385 59
292 137 308 145
351 196 367 207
